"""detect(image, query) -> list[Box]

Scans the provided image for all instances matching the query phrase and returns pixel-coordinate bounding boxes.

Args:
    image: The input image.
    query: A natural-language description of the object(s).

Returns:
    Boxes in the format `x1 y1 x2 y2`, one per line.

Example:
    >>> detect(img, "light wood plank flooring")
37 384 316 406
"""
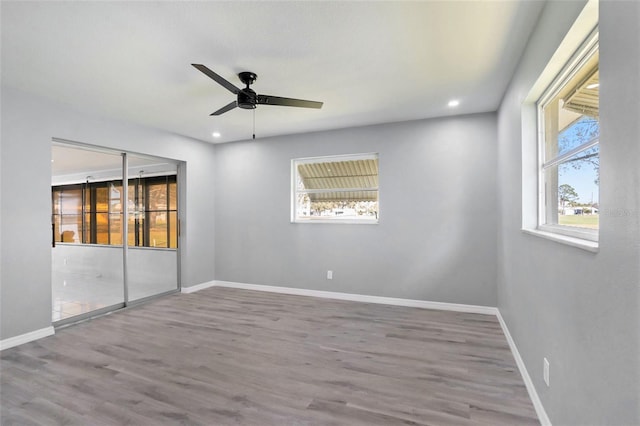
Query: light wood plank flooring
1 287 539 425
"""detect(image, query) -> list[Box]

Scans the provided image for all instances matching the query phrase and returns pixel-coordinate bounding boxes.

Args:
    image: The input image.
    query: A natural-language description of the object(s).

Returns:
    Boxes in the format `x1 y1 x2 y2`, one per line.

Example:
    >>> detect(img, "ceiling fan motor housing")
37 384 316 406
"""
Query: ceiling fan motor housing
238 88 257 109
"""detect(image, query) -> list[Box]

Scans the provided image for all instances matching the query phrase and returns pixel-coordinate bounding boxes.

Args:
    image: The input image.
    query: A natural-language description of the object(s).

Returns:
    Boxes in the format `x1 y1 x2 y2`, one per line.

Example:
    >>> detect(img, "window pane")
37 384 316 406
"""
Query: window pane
127 216 136 246
109 213 122 245
52 190 61 214
95 186 109 212
84 186 91 211
96 213 109 244
543 49 598 161
127 184 135 246
558 116 599 156
148 182 167 211
53 214 62 243
109 183 122 213
169 181 177 210
303 197 379 219
544 153 599 230
297 159 378 190
169 211 178 248
300 190 379 220
84 213 92 244
129 212 144 247
148 211 168 247
60 214 82 243
60 188 82 214
127 182 136 211
128 181 144 214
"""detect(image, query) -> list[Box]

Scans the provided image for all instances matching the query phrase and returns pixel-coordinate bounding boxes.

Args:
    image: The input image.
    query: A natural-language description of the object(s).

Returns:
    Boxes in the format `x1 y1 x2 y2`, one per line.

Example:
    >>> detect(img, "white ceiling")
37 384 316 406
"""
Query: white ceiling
1 1 545 144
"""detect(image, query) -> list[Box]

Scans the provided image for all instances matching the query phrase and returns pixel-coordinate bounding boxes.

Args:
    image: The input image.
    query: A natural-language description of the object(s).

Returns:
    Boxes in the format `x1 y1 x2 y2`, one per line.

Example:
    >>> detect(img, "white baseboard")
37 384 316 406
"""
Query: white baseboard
496 311 551 426
211 280 498 315
181 280 216 294
0 326 55 351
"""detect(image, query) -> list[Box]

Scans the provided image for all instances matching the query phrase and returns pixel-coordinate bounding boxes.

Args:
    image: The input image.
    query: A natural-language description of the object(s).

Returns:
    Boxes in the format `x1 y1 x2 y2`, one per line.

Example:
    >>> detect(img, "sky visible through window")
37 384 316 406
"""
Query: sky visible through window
558 117 599 204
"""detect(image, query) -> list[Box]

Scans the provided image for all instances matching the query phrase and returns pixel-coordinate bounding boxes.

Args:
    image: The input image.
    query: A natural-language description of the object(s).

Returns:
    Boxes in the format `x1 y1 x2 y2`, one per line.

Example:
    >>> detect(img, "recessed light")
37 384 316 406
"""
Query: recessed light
212 132 221 138
586 83 599 89
448 100 460 107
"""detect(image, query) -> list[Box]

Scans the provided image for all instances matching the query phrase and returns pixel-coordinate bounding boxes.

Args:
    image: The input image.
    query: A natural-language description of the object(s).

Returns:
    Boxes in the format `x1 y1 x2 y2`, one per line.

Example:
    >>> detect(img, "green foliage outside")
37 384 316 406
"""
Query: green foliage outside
559 214 599 229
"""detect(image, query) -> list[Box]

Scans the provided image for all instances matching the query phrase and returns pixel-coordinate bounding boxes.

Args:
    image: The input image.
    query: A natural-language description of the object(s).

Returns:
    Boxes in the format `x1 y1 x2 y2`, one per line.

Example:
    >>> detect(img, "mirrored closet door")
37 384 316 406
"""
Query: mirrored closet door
51 142 180 324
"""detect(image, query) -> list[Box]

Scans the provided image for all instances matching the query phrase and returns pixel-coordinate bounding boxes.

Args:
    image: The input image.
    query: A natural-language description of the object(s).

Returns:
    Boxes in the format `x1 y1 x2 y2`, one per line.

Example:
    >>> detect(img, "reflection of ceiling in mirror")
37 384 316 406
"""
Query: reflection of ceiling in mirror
51 145 177 185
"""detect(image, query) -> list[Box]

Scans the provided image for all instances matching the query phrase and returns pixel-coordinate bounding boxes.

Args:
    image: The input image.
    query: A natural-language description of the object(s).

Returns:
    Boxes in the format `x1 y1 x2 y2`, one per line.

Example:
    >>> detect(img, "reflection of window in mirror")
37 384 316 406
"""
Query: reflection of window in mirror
51 174 177 247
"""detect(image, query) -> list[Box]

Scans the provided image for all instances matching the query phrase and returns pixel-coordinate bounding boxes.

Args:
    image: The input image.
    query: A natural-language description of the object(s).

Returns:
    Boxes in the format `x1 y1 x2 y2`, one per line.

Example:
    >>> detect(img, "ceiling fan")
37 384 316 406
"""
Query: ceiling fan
192 64 323 116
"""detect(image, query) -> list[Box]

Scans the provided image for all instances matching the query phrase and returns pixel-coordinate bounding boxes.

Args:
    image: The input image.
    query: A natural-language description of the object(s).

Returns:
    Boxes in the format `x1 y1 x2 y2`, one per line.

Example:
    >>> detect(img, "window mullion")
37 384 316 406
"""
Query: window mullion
542 136 599 169
144 180 150 247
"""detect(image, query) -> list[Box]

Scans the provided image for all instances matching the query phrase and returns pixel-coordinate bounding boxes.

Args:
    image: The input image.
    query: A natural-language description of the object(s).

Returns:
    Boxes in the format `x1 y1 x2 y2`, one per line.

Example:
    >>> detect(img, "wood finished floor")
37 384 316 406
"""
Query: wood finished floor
1 287 539 425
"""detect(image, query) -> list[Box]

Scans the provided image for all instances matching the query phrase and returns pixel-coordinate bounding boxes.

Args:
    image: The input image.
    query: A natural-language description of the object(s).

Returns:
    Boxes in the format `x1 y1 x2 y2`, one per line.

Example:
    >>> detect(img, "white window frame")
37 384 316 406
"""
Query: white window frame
536 30 599 243
291 153 379 224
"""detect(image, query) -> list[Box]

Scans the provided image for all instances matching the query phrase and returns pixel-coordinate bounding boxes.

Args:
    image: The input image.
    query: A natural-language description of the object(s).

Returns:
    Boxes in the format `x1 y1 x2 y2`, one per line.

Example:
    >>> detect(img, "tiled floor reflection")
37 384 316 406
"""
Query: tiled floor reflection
52 272 123 321
52 271 178 321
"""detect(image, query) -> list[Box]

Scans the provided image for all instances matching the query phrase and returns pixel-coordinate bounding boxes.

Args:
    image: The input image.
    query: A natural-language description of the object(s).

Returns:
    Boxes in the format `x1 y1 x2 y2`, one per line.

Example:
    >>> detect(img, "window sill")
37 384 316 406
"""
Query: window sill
54 242 177 251
292 219 378 225
521 228 599 253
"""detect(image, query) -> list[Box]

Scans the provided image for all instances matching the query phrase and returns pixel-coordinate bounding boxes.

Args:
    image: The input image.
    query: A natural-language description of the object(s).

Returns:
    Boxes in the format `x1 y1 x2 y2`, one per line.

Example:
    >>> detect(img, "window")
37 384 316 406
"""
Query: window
52 175 177 248
292 153 379 223
538 33 599 241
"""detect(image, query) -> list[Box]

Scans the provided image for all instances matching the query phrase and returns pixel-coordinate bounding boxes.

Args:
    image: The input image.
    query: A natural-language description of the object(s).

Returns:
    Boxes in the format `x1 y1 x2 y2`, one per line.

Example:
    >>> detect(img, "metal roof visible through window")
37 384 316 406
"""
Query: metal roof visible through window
297 158 378 202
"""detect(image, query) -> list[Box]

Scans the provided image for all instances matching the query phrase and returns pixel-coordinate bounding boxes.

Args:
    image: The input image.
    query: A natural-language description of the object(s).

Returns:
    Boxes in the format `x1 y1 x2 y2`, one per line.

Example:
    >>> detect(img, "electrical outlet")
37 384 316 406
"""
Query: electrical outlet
543 357 550 387
327 270 333 280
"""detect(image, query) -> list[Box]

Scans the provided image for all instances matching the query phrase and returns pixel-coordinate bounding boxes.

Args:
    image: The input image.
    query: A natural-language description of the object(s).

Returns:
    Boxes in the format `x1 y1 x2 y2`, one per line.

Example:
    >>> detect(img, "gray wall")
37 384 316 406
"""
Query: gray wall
0 87 216 341
497 1 639 424
214 113 498 306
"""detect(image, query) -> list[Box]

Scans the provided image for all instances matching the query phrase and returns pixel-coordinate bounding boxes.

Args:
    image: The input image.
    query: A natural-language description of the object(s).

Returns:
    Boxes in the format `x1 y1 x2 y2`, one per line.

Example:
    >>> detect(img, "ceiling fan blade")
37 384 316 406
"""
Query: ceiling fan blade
257 95 323 109
211 101 238 116
192 64 240 94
